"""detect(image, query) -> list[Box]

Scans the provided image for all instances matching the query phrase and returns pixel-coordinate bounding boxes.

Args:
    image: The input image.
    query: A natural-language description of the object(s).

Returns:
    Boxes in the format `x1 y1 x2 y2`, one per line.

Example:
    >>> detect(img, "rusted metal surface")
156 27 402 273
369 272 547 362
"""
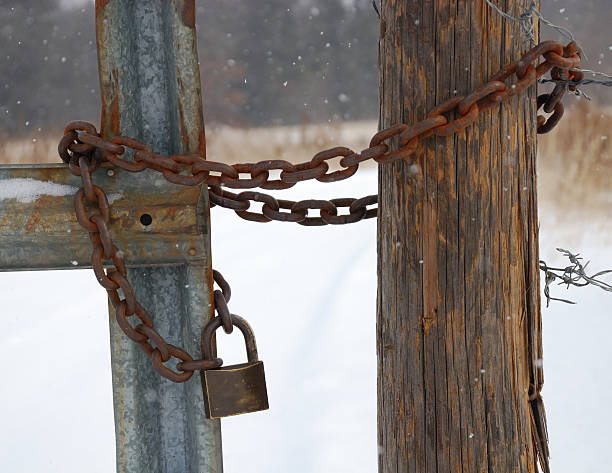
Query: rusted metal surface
63 39 580 227
0 163 206 271
94 0 222 472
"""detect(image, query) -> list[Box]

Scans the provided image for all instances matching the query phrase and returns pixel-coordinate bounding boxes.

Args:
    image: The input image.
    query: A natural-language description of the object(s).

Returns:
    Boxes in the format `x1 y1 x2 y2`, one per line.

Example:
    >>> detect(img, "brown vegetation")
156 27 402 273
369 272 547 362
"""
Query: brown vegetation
0 120 378 167
537 102 611 219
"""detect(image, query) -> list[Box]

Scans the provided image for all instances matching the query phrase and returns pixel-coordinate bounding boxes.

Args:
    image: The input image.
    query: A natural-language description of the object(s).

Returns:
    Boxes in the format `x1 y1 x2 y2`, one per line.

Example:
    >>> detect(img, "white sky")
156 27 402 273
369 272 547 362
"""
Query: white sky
59 0 93 8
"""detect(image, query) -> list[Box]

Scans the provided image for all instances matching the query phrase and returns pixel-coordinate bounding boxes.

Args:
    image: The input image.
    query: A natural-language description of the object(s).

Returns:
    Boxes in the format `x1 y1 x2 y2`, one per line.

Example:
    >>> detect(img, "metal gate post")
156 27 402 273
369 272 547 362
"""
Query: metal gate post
96 1 222 472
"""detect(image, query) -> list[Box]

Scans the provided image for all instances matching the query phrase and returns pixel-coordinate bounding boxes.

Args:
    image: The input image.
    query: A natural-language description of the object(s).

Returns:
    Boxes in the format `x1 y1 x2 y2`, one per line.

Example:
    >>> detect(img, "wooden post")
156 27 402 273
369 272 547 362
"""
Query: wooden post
377 1 545 473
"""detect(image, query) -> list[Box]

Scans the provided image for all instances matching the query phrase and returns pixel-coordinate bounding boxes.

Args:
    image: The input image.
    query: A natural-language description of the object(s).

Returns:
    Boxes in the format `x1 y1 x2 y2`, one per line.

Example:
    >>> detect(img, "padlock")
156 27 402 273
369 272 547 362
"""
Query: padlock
200 314 269 419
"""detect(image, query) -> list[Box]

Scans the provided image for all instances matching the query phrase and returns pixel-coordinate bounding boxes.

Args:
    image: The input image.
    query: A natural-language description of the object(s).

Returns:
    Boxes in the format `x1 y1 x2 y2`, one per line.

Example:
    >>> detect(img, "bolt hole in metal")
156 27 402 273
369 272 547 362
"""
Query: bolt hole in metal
140 213 153 226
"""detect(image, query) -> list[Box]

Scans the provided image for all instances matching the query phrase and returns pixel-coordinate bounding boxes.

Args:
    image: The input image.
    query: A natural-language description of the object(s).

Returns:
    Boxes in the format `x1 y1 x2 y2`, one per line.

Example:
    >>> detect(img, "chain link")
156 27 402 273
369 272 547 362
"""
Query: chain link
209 186 378 226
59 40 581 382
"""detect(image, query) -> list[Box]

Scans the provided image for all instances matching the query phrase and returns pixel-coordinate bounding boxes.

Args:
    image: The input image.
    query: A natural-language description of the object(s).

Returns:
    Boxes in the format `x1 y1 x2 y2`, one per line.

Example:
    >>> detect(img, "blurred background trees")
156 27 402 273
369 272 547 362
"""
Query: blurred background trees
0 0 609 139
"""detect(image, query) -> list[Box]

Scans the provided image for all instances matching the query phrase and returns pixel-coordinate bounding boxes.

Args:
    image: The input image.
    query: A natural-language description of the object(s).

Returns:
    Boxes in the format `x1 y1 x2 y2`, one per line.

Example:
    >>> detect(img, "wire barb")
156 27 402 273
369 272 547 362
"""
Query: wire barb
539 68 612 100
484 0 538 44
571 68 612 80
538 77 612 101
485 1 612 100
540 249 612 307
372 0 380 20
484 0 586 59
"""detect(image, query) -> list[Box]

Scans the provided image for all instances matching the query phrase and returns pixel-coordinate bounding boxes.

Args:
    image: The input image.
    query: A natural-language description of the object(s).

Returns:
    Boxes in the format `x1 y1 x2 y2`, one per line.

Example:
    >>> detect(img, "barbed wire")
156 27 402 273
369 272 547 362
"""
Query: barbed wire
540 249 612 307
374 1 609 98
484 0 537 44
571 68 612 80
539 69 612 101
372 0 380 19
540 78 612 88
484 1 612 100
484 0 585 56
538 79 611 101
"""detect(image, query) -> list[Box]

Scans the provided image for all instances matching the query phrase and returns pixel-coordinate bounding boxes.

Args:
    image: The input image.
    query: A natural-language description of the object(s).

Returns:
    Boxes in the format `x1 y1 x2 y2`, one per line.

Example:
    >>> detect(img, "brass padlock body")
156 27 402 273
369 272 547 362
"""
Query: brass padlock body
202 360 268 419
201 314 269 419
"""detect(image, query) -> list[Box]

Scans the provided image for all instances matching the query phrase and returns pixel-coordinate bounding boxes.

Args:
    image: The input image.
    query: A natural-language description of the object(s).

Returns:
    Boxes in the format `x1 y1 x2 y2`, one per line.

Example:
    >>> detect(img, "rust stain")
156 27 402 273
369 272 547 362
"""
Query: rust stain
95 0 111 17
110 69 120 135
207 265 215 322
110 95 120 135
24 211 41 234
176 75 190 151
100 69 120 138
199 129 207 159
23 195 54 234
181 0 196 28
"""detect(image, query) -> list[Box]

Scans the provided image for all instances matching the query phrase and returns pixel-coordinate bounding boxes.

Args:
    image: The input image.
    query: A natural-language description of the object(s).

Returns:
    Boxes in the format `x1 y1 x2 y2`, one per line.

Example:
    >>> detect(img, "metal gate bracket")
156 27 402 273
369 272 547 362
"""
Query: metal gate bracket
0 163 208 271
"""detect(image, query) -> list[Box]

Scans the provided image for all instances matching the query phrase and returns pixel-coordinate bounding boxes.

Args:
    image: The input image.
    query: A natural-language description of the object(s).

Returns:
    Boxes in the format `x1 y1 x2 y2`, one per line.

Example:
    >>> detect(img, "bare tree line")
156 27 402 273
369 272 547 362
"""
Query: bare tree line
0 0 609 140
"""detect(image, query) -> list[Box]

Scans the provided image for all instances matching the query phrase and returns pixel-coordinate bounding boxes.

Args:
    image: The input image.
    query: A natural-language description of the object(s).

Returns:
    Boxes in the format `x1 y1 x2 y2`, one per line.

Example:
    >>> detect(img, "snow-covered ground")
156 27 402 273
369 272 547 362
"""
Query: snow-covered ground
0 168 610 472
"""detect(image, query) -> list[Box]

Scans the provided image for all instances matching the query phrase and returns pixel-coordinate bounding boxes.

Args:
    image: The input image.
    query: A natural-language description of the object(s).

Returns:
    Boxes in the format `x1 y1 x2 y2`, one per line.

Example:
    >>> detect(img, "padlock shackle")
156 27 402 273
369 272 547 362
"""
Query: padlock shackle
201 314 259 365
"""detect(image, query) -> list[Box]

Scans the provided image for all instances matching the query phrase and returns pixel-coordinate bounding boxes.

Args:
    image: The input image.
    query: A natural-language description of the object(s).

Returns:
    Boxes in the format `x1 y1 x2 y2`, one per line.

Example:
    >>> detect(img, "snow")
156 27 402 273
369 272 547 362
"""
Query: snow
0 177 77 203
106 193 122 204
0 177 122 204
0 168 610 473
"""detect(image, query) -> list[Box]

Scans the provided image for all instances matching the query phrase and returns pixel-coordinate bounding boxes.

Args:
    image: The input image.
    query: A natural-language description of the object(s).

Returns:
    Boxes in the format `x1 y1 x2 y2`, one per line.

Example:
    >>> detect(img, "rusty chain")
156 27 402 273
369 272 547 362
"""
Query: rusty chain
76 164 230 382
209 186 378 226
59 40 580 382
60 41 580 226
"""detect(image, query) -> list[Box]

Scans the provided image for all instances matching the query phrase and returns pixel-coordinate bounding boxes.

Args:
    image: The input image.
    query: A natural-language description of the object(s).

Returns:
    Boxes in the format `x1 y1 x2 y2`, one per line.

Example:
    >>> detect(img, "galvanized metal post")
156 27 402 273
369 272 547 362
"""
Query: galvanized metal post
96 1 222 472
0 0 221 469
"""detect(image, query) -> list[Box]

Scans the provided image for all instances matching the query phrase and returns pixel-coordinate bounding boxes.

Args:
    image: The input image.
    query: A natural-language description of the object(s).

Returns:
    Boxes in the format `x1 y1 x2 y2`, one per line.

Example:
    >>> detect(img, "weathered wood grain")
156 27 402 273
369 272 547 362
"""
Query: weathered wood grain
376 1 545 472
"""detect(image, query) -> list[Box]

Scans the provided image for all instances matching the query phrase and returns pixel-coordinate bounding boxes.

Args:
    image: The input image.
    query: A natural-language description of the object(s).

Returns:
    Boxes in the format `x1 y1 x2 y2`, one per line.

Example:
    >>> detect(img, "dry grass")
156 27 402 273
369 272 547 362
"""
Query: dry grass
0 136 59 165
537 102 611 213
206 120 378 168
0 121 379 167
537 102 611 242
